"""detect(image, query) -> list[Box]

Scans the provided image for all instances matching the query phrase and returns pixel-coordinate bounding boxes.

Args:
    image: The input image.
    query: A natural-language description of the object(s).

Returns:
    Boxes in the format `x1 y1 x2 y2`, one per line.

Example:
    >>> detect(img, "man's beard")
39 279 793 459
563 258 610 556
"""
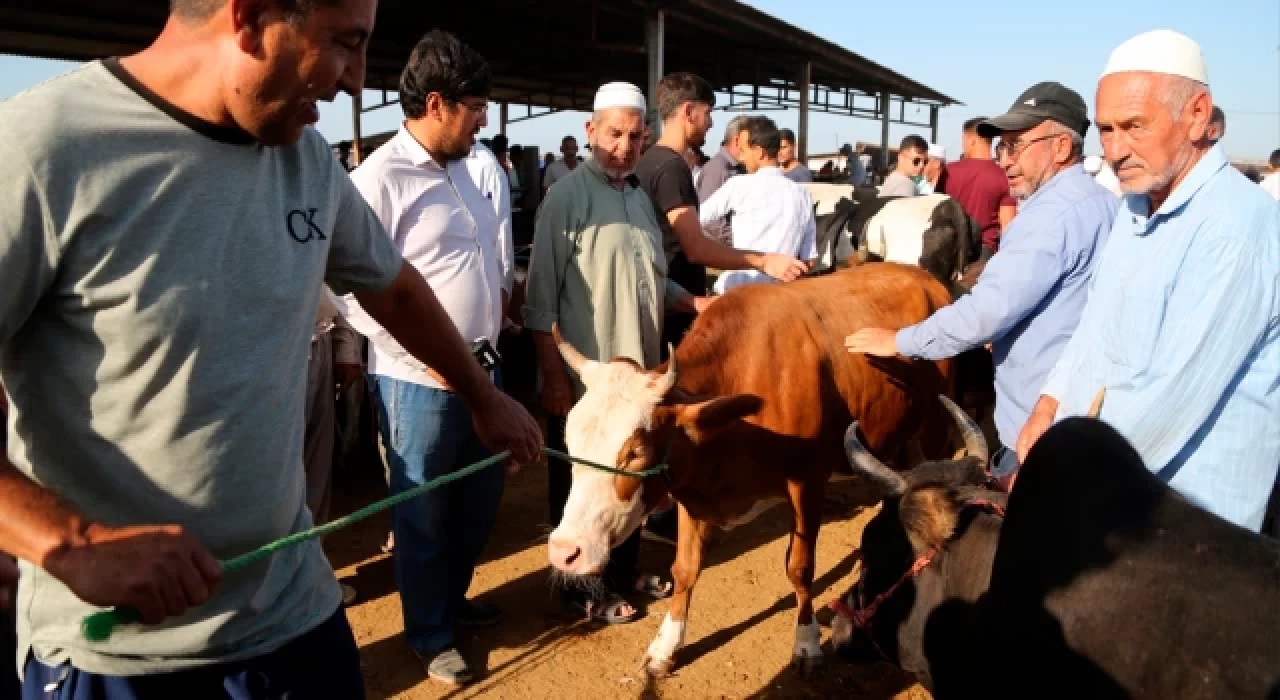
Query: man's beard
589 142 636 179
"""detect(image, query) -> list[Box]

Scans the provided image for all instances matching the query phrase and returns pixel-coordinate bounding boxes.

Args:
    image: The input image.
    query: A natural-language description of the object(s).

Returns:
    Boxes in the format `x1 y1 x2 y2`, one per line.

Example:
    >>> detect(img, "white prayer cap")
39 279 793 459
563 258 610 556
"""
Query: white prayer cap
1083 154 1104 175
593 82 646 112
927 144 946 160
1101 30 1208 85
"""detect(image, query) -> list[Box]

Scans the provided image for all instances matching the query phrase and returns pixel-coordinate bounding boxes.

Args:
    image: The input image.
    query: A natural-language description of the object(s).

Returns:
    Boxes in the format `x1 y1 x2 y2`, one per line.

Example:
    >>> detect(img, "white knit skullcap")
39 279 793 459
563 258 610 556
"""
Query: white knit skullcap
1102 30 1208 85
927 144 946 160
593 82 646 112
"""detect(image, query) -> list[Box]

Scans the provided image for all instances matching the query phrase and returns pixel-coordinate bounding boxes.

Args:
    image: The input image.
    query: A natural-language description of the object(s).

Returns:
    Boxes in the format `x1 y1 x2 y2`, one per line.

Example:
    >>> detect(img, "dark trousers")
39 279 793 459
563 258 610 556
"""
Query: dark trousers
22 607 362 700
547 415 640 591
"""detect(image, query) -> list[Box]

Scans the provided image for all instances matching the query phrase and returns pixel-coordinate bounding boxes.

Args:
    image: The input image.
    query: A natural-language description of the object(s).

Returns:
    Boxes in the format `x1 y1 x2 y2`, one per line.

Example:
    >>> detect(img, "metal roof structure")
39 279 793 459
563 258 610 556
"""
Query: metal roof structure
0 0 959 154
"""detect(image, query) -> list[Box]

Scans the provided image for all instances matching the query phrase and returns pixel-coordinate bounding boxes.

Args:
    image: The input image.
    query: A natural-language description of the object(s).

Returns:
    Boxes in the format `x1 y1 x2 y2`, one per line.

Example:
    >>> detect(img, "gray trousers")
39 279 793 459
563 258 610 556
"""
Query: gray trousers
305 333 336 525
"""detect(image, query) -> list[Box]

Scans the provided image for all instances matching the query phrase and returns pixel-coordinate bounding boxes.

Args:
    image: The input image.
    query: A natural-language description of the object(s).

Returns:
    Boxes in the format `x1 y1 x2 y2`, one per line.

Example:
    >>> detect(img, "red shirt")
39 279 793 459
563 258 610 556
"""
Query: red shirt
940 158 1014 251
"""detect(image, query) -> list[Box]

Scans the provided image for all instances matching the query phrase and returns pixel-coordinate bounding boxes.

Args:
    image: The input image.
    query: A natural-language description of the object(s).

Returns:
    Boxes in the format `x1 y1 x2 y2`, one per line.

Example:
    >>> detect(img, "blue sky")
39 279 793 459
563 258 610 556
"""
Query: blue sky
1 0 1276 161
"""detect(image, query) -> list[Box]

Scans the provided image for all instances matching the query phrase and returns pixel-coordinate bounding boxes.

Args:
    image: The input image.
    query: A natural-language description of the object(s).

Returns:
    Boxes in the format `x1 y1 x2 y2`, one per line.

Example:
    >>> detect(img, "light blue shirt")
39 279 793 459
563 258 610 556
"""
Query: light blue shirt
897 165 1117 449
1042 145 1280 532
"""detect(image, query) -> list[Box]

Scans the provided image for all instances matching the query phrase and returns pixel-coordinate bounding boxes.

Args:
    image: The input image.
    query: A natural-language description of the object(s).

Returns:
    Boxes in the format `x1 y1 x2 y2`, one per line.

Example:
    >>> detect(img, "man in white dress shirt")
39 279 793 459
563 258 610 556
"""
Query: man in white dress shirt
698 116 817 293
344 30 512 687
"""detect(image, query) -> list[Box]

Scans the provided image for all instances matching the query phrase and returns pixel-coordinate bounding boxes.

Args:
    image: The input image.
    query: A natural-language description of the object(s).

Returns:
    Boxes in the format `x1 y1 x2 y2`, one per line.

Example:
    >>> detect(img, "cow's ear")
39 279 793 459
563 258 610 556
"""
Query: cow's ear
674 394 763 444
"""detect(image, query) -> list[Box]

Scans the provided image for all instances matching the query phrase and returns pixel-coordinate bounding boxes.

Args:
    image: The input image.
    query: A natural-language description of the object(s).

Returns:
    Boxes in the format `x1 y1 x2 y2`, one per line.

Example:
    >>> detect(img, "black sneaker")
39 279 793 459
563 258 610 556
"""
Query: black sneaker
641 507 677 547
454 599 502 628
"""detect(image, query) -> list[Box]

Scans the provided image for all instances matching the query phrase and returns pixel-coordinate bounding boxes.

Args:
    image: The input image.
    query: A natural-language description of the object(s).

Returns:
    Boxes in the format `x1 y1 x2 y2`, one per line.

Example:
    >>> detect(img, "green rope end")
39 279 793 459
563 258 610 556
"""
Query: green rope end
82 607 139 642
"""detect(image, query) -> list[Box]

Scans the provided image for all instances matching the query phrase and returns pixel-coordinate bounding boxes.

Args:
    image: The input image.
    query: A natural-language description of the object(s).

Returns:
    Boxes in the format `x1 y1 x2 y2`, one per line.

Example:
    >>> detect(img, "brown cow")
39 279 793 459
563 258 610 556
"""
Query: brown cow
546 263 961 675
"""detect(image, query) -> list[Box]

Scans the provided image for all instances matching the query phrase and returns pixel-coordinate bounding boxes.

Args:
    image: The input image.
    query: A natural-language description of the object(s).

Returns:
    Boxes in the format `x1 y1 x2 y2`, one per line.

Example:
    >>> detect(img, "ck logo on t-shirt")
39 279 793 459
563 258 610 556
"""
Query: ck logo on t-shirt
286 208 327 244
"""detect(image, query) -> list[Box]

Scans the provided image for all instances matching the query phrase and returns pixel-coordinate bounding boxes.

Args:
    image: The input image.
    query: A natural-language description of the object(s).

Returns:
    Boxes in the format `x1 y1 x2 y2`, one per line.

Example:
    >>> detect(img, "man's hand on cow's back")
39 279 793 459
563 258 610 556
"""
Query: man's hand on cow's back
844 328 900 357
43 522 221 625
470 387 543 472
1016 395 1059 464
759 253 809 283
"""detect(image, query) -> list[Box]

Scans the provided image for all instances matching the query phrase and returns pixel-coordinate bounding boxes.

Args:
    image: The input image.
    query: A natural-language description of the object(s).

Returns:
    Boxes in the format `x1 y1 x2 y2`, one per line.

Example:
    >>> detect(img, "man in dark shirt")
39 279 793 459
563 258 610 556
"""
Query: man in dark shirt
633 72 807 340
942 117 1017 254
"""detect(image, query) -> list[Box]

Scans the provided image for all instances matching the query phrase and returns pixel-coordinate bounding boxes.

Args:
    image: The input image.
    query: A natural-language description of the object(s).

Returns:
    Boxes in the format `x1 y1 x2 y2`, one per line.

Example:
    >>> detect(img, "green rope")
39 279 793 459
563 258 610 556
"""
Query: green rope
81 446 668 642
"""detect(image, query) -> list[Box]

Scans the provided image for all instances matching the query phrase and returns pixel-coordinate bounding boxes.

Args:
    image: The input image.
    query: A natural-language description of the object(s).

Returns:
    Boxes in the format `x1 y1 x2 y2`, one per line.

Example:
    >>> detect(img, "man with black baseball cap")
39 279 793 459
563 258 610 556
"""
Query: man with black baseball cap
846 80 1117 488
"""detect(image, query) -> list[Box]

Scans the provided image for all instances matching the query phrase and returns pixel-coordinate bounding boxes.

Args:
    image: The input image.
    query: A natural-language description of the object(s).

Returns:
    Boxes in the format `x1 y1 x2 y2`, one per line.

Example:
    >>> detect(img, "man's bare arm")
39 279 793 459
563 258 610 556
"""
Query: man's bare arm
0 453 220 624
666 206 807 282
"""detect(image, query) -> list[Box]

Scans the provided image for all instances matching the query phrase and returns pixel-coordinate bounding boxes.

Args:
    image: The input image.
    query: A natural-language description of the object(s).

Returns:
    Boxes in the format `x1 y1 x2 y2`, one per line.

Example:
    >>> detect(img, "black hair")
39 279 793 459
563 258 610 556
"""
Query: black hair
655 72 716 122
744 116 781 160
899 134 929 153
1270 148 1280 169
963 117 988 134
400 30 492 120
170 0 337 22
778 128 797 145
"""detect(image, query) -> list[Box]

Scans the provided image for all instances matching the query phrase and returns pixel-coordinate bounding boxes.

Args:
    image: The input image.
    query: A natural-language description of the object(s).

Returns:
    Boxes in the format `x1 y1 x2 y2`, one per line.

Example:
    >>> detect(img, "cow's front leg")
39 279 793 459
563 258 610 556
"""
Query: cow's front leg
643 504 709 677
785 482 824 673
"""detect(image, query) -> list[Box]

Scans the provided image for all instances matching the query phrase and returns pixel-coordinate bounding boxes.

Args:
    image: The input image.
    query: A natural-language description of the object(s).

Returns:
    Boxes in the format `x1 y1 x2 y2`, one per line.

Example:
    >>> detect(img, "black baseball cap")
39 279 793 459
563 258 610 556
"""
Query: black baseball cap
977 82 1090 139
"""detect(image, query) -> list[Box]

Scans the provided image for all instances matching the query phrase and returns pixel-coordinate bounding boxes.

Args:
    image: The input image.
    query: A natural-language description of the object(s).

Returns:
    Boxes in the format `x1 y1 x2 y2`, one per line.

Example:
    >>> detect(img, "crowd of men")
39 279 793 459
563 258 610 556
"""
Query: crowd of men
0 0 1276 697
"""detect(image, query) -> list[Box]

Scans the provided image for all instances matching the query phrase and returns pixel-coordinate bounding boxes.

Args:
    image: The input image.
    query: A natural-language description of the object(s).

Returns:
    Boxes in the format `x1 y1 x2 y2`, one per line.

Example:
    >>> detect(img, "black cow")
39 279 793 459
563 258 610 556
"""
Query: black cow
834 416 1280 699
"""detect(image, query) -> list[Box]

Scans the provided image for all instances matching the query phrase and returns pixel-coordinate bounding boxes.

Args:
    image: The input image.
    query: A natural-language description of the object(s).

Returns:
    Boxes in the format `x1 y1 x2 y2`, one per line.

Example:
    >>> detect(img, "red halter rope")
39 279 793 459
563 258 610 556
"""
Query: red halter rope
829 498 1006 662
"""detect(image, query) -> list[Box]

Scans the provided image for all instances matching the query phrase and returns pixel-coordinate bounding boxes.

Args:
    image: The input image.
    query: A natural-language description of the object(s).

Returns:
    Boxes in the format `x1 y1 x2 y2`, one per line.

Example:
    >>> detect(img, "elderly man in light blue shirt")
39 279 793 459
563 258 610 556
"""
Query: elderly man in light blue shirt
1020 30 1280 532
845 82 1117 485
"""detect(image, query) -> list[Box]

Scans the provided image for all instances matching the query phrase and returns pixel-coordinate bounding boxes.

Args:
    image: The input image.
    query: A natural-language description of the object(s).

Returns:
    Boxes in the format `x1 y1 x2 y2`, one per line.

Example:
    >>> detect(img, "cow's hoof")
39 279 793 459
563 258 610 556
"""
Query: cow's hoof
641 654 674 677
791 650 823 674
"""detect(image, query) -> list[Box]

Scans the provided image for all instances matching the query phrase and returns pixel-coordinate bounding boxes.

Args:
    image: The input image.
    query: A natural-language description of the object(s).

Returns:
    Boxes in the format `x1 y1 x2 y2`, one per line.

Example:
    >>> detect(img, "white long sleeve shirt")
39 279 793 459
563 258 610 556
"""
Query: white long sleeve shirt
343 126 510 390
698 166 817 293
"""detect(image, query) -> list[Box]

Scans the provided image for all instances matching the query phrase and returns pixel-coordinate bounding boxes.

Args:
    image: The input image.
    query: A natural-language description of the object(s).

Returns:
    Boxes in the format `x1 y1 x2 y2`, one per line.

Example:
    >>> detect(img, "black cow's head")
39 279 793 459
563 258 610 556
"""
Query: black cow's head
832 396 1006 679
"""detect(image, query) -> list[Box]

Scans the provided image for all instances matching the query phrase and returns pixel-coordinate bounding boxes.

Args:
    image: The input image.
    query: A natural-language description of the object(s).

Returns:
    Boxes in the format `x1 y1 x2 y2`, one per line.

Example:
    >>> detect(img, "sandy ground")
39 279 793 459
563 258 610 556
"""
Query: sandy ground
325 455 932 700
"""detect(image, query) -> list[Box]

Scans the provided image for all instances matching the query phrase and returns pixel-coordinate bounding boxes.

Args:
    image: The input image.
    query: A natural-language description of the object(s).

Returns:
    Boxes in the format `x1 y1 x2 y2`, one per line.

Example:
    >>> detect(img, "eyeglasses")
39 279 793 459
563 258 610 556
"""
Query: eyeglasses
994 133 1059 160
436 93 489 115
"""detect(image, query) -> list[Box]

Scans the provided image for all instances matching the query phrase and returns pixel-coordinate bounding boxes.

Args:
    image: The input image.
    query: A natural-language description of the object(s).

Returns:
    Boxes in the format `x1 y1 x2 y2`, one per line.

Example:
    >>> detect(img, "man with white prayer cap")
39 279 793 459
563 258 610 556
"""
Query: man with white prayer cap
524 81 713 623
1019 30 1280 532
920 143 948 194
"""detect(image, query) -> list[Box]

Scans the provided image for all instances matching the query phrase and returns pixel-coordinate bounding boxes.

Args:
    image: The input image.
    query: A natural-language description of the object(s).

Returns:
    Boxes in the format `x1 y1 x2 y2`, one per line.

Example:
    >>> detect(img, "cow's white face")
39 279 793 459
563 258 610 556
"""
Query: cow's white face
545 329 763 576
547 356 673 575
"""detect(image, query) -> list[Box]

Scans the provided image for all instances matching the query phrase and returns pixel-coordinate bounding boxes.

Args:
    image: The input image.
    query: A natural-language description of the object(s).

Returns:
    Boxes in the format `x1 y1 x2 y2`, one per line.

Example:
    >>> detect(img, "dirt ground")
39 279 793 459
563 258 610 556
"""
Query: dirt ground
324 454 932 700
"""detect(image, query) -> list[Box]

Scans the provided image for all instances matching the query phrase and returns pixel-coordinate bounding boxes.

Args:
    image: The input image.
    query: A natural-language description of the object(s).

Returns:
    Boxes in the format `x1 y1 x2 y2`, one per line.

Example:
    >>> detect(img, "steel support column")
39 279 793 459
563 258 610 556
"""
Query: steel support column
880 91 892 172
797 61 811 160
351 91 363 167
644 7 665 138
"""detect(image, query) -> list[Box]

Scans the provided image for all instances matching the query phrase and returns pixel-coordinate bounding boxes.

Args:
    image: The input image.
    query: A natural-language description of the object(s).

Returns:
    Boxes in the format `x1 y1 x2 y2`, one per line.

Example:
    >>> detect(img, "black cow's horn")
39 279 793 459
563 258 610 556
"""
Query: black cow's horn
843 422 908 497
552 323 589 375
939 395 988 464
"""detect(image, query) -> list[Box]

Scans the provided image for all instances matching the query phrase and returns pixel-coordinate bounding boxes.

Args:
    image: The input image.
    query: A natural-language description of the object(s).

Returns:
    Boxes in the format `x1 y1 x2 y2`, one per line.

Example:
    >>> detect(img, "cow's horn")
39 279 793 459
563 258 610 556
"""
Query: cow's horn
843 422 907 497
939 395 988 464
552 323 588 374
655 345 679 395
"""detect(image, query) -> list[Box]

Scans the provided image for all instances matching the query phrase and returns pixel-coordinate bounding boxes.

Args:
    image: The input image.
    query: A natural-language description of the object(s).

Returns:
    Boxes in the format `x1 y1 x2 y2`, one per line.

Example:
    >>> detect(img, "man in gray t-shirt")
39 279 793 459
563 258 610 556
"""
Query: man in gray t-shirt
0 0 540 694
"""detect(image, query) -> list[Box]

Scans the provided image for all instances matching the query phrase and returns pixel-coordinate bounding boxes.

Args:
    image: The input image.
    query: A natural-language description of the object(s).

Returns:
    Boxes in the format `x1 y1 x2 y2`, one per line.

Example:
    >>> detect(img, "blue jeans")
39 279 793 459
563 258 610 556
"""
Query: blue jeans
22 607 361 699
372 374 505 656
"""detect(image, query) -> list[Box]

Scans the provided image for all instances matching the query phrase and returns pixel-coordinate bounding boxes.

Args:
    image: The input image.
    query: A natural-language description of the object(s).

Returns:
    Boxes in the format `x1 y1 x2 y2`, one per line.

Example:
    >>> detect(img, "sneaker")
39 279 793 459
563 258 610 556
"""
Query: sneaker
641 507 677 547
454 599 502 628
416 647 474 686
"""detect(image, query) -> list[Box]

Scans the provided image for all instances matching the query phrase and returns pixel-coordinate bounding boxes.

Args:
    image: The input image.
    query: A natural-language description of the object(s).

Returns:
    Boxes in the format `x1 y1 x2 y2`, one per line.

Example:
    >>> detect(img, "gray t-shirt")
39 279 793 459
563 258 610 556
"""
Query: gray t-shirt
0 60 402 675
